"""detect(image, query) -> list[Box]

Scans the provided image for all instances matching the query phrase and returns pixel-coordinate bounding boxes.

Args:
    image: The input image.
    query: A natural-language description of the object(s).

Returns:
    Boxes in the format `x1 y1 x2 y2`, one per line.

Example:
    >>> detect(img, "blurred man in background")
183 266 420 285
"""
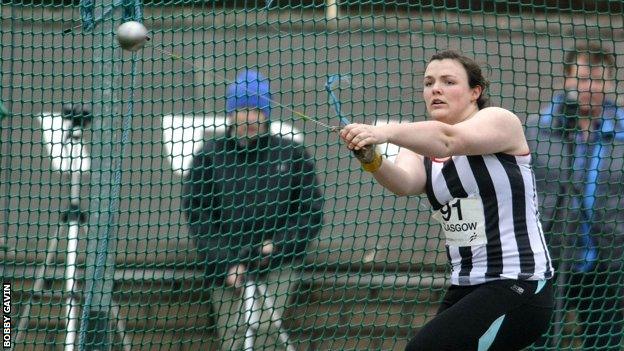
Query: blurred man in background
527 43 624 350
183 69 324 350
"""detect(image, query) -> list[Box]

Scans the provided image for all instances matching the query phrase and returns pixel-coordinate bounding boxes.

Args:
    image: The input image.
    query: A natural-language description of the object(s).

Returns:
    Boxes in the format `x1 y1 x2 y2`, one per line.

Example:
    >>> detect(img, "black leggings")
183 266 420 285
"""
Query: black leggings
406 279 554 351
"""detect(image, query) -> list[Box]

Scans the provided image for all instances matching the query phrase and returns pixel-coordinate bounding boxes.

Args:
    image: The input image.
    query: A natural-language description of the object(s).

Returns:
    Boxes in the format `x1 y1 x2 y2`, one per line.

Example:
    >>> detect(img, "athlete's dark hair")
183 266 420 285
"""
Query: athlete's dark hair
429 50 490 109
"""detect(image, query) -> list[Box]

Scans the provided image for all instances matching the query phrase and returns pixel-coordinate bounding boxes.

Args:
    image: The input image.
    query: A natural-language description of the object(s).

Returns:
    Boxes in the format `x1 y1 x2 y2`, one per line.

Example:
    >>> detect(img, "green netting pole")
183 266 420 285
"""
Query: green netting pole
0 102 9 121
77 1 123 349
0 102 11 251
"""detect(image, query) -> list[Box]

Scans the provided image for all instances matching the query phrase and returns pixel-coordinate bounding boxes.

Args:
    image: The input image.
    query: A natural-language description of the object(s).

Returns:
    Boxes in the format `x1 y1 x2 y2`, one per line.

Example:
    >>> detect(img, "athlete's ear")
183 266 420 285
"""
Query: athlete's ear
471 85 482 104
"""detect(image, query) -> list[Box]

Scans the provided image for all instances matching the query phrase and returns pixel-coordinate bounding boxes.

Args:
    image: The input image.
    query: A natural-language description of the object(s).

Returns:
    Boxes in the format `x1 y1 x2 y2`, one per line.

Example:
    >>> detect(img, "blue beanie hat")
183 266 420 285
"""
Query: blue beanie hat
226 70 271 119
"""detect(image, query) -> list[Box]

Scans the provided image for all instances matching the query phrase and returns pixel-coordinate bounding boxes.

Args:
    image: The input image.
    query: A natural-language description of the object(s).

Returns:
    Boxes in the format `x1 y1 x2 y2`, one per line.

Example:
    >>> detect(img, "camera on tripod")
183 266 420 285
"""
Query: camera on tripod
556 90 580 132
19 104 132 351
37 104 92 174
62 103 92 130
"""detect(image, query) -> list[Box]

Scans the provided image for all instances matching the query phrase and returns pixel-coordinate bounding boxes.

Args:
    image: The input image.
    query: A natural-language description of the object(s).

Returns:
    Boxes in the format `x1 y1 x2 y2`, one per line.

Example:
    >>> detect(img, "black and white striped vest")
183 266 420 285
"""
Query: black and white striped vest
424 153 554 286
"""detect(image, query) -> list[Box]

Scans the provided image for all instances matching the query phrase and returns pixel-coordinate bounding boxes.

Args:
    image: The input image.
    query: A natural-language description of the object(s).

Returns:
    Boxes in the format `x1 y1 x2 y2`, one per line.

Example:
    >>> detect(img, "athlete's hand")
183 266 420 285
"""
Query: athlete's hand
353 145 381 164
340 123 388 151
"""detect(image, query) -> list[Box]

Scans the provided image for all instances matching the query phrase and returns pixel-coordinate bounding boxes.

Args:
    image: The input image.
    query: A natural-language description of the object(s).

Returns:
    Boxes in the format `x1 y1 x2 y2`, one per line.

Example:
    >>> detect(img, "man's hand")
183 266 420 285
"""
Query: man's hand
261 240 274 255
258 240 274 268
225 264 246 288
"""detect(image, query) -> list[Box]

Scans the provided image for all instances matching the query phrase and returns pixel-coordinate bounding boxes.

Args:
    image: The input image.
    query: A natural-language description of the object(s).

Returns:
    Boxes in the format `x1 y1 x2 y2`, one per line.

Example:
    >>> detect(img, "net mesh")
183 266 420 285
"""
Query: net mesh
1 1 623 350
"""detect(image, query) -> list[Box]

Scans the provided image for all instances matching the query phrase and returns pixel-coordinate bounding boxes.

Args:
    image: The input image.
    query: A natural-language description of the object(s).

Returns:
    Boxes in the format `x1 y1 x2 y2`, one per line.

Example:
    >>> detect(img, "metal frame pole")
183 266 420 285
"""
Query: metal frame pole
243 281 260 351
78 2 123 349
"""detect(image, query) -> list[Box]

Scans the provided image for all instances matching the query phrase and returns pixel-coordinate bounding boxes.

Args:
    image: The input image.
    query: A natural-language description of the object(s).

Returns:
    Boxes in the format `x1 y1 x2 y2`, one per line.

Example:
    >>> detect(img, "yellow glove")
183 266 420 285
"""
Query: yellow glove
353 145 383 173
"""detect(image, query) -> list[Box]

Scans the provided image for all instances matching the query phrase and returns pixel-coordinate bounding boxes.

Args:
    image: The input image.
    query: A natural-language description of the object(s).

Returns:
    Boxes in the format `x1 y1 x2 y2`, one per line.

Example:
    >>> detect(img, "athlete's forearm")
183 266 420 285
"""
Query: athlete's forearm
379 121 457 158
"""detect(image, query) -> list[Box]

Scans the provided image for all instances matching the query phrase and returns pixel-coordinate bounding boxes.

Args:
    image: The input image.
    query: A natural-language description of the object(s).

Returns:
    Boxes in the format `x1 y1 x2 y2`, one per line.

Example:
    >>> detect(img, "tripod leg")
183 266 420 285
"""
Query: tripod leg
243 281 260 351
256 283 294 351
15 226 63 344
63 221 80 351
110 300 132 351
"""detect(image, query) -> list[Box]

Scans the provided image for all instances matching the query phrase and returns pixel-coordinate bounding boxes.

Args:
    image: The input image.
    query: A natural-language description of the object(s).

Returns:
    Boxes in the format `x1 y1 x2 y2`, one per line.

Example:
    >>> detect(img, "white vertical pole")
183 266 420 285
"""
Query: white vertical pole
243 282 258 351
326 0 338 21
64 224 80 351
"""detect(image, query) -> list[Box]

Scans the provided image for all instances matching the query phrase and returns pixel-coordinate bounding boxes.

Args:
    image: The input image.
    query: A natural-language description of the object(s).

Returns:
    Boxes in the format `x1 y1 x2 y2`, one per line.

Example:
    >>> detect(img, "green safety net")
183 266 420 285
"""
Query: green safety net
1 1 623 350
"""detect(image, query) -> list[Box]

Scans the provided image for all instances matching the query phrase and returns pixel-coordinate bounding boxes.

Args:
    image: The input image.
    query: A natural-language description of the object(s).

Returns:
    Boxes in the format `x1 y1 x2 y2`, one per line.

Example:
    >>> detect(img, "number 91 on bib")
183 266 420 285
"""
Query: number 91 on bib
432 197 487 247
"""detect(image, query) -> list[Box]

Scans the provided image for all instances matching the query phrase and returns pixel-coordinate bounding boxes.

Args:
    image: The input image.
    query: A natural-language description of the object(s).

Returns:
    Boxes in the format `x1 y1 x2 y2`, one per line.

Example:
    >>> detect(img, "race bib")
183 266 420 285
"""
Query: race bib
432 197 487 247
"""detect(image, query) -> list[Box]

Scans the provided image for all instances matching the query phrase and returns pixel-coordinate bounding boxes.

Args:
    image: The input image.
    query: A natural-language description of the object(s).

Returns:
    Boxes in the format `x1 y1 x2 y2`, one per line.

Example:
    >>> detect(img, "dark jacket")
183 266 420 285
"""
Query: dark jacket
525 93 624 272
182 130 324 282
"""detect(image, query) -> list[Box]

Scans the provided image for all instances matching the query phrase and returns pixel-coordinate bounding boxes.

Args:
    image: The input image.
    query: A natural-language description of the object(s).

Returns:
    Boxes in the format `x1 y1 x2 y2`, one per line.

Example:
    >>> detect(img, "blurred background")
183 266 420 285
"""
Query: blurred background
1 1 622 350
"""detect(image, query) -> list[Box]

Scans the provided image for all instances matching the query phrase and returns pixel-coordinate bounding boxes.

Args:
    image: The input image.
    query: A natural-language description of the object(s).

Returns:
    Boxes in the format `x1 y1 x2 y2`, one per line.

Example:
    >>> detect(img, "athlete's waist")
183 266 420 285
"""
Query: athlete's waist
450 271 555 286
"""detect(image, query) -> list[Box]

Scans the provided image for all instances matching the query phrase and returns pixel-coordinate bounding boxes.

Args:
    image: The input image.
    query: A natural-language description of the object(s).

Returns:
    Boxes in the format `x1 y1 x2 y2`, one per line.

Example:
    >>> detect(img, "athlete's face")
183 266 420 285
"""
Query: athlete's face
423 59 481 124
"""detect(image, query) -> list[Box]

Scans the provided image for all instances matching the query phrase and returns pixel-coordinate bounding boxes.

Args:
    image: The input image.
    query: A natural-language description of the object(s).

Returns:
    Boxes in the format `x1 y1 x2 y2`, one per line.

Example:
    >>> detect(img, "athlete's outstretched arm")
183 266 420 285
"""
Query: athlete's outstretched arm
341 107 529 158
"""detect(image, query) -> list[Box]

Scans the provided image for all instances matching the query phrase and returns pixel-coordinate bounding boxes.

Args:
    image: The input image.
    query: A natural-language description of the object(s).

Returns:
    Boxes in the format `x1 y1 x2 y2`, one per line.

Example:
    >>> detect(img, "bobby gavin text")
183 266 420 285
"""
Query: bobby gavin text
3 282 10 349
